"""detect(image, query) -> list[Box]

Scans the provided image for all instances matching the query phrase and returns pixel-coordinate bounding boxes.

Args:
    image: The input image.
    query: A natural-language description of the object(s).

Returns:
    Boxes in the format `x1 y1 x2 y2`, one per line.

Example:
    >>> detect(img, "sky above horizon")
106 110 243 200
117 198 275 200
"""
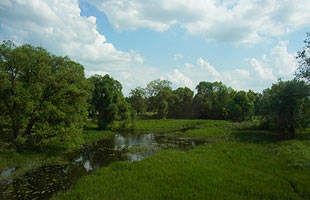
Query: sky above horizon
1 0 310 95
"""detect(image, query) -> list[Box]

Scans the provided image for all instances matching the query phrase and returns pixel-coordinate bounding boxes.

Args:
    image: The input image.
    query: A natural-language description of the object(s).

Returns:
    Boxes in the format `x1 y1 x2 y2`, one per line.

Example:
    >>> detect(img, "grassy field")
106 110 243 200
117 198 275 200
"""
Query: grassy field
134 119 208 133
53 120 310 200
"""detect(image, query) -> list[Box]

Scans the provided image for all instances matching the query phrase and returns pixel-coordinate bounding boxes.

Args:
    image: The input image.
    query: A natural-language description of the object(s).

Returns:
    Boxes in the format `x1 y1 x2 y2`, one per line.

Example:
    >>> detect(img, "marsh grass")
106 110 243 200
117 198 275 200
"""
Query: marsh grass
53 120 310 200
53 142 310 200
0 122 113 182
134 119 208 133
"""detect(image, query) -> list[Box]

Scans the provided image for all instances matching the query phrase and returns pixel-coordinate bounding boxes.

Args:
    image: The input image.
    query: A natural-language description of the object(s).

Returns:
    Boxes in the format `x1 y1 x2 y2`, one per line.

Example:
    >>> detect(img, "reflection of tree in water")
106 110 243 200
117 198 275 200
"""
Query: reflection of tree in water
0 133 205 200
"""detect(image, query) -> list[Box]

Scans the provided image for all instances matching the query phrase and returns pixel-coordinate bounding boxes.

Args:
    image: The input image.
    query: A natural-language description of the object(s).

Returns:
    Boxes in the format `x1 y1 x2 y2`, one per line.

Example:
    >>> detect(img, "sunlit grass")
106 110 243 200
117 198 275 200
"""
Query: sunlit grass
134 119 208 133
53 142 310 200
53 120 310 200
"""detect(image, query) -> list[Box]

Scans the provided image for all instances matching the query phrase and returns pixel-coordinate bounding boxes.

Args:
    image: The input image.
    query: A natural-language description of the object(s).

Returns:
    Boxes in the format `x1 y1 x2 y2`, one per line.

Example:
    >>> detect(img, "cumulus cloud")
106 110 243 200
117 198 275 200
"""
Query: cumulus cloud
88 0 310 44
177 57 253 91
0 0 138 68
167 69 194 89
0 0 299 95
248 41 297 82
0 0 157 94
164 41 297 92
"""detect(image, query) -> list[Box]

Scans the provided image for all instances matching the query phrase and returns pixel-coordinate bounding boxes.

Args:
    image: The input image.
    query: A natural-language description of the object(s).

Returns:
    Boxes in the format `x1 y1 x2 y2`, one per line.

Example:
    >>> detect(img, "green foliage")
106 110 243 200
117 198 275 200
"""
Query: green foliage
145 79 172 97
128 87 147 115
258 80 310 139
0 41 88 150
157 99 168 119
89 74 135 131
145 79 172 115
229 91 255 121
193 81 234 119
53 136 310 200
296 32 310 81
169 87 194 118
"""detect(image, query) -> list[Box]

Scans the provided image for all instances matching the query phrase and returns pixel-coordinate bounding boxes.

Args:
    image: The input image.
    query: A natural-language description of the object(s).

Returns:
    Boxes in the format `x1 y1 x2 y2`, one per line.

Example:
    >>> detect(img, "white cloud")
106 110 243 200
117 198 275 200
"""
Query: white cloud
197 58 221 78
166 41 297 92
88 0 310 44
180 57 253 91
167 69 194 89
0 0 156 95
250 58 277 81
0 0 300 95
248 41 297 82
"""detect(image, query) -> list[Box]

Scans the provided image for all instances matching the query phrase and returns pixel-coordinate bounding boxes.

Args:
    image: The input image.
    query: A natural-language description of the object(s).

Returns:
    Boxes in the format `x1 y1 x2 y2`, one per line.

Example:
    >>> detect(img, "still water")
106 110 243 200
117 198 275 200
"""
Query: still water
0 133 204 200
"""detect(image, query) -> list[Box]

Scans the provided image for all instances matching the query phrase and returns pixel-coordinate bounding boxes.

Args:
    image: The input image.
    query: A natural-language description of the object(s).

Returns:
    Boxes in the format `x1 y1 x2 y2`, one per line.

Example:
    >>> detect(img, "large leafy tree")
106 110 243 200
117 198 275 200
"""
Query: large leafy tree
0 41 89 149
296 32 310 81
155 87 173 119
229 91 254 121
90 74 134 131
145 79 172 114
128 87 147 115
193 81 233 119
169 87 194 118
259 80 310 139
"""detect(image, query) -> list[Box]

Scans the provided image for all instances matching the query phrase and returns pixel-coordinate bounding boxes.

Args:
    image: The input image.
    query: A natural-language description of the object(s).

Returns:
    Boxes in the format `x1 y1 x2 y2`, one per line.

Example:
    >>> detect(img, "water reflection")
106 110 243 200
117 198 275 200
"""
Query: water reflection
0 133 204 200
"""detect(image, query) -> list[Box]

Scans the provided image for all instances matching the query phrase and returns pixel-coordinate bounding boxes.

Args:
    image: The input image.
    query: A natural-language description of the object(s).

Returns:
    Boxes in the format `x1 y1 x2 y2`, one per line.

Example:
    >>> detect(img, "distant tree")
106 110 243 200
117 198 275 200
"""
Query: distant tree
157 99 169 119
196 81 214 97
145 79 172 114
193 81 234 119
128 87 147 115
229 91 254 121
90 74 134 131
169 87 194 118
259 80 310 139
155 87 173 119
296 32 310 81
0 41 89 149
247 90 261 116
145 79 172 97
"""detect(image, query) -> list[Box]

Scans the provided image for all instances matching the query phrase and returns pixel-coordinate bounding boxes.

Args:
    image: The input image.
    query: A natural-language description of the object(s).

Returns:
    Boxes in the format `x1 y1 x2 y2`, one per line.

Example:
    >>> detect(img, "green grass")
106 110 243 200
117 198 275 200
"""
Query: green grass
52 120 310 200
0 122 114 181
0 119 201 181
134 119 208 133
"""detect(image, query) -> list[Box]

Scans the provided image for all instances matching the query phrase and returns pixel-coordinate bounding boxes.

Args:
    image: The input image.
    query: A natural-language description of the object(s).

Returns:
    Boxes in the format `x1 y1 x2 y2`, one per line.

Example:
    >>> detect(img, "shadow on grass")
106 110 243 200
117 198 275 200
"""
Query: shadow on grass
233 129 310 144
232 130 280 144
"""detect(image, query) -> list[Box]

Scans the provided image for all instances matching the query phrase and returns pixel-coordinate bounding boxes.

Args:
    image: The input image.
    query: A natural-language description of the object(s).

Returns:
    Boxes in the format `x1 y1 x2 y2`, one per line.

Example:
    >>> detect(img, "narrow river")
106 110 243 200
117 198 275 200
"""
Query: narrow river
0 133 204 200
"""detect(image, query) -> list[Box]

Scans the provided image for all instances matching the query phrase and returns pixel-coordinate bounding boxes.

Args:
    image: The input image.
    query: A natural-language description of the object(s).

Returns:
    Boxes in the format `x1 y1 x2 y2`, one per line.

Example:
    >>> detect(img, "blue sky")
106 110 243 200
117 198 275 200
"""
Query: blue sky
1 0 310 95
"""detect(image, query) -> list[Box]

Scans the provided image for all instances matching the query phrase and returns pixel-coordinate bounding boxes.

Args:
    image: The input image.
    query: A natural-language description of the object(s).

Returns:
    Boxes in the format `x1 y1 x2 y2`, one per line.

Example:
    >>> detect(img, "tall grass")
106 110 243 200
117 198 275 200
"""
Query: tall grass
53 120 310 200
134 119 208 133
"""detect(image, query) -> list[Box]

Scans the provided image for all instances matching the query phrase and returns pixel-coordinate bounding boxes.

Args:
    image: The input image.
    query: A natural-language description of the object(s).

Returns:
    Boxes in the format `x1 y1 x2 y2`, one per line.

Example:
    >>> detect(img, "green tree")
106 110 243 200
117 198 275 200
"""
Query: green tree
157 99 168 119
128 87 147 115
90 74 134 131
229 91 254 121
155 87 173 119
169 87 194 118
145 79 172 97
193 81 234 119
145 79 172 114
259 80 310 139
296 32 310 81
0 41 89 150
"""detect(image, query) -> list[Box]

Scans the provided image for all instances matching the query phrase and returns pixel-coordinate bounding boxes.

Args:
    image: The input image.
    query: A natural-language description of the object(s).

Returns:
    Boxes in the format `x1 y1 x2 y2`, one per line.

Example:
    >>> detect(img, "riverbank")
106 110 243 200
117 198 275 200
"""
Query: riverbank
53 121 310 200
0 119 207 182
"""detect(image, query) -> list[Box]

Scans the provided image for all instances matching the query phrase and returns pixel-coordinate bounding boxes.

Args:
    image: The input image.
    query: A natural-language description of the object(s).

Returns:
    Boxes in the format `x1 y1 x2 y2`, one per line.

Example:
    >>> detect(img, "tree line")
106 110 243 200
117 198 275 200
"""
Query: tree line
0 33 310 150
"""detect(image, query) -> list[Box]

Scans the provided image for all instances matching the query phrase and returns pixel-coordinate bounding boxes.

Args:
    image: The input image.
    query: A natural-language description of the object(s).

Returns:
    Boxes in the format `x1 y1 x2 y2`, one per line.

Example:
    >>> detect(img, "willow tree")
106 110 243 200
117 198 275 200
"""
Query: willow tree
0 41 89 150
90 74 135 131
259 80 310 139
